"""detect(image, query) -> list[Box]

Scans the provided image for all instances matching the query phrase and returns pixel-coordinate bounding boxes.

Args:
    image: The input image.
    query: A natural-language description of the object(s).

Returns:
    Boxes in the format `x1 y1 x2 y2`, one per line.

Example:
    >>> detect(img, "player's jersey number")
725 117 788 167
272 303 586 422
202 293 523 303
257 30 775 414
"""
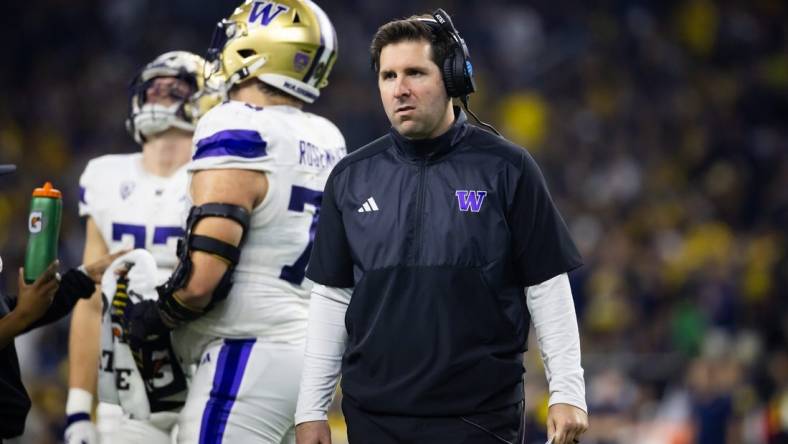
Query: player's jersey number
279 186 322 285
112 223 184 248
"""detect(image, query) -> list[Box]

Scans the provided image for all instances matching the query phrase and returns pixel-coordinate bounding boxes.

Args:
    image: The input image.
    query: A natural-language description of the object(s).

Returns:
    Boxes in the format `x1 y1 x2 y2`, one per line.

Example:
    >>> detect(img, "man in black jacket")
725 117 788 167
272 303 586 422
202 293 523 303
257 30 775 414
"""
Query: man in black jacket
0 163 124 440
295 11 588 444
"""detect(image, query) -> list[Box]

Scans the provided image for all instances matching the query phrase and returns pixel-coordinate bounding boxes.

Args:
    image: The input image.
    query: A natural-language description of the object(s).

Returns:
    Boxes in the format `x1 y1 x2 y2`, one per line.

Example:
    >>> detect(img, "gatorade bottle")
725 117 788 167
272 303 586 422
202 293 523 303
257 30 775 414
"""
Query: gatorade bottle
24 182 62 283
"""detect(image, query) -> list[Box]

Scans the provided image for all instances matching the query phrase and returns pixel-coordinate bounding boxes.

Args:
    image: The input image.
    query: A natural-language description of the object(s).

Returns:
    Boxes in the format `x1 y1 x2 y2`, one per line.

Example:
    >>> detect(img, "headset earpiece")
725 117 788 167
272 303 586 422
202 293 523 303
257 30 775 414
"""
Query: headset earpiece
420 10 499 135
442 48 458 98
431 9 476 98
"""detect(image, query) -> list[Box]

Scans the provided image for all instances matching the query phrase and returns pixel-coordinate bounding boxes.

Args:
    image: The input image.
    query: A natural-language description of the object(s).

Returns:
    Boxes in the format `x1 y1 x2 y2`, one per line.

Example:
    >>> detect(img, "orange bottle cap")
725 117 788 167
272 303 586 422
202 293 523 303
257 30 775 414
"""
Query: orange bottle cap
32 182 62 198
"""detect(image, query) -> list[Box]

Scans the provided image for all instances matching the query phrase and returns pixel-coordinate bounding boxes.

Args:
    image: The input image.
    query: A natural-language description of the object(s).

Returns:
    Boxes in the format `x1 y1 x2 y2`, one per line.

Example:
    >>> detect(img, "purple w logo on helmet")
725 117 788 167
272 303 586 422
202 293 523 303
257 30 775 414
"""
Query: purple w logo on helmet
249 1 290 26
455 190 487 212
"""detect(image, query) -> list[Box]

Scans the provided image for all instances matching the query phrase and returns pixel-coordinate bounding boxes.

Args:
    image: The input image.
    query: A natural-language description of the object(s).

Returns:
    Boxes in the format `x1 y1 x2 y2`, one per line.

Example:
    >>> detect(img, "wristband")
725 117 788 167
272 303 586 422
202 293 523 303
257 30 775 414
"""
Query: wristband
66 387 93 415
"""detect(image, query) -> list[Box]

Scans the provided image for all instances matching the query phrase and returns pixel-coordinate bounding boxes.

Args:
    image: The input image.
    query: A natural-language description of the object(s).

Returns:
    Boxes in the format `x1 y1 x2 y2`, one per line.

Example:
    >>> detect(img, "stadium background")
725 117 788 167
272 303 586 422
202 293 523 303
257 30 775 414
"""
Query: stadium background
1 0 786 442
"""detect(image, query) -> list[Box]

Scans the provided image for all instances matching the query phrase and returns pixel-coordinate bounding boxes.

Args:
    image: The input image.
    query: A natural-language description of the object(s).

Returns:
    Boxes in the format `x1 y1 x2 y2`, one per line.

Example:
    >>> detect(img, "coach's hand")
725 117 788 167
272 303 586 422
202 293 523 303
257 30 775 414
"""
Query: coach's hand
296 420 332 444
547 403 588 444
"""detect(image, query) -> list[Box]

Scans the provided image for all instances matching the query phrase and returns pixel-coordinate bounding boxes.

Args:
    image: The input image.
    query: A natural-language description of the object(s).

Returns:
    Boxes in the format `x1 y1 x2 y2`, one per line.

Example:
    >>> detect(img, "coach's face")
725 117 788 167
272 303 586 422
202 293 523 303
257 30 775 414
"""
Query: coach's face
378 40 454 139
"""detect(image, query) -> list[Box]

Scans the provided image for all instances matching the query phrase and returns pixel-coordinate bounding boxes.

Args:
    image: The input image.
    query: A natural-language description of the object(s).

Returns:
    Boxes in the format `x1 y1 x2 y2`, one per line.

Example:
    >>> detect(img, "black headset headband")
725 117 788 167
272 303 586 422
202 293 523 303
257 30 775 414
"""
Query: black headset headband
419 9 477 98
431 9 466 59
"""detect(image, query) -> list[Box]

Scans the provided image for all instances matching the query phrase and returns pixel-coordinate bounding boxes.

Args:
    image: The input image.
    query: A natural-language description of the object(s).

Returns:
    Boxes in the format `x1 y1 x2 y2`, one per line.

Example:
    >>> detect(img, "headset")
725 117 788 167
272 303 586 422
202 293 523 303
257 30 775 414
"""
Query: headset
421 9 501 136
427 9 476 98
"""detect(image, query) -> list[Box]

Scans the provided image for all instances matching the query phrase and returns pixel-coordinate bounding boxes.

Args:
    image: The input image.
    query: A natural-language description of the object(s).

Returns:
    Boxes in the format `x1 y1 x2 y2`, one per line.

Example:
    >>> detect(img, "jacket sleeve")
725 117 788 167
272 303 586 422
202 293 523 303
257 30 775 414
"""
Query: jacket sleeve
305 170 355 288
22 269 95 333
509 151 583 286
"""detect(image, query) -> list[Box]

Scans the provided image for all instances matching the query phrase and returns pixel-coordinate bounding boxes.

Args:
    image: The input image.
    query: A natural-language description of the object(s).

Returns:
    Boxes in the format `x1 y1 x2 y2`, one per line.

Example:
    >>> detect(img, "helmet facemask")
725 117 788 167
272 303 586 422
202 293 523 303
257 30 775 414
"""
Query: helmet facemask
126 51 224 145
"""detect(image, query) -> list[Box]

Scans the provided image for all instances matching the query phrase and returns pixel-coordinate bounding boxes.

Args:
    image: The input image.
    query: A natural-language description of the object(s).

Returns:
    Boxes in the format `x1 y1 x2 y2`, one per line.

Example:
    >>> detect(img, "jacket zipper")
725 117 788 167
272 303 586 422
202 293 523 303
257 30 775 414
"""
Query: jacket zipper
414 160 428 262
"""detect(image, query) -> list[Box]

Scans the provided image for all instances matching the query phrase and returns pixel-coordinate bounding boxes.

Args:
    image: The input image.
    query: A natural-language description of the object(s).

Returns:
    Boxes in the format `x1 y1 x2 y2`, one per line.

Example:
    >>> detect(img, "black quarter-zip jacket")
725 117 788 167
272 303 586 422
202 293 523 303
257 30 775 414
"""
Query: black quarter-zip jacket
306 109 582 416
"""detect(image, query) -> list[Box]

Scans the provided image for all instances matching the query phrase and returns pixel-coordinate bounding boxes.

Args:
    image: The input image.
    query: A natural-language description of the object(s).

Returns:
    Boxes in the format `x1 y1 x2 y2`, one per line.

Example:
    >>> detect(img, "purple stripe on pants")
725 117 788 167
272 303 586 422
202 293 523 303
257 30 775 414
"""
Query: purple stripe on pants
199 338 256 444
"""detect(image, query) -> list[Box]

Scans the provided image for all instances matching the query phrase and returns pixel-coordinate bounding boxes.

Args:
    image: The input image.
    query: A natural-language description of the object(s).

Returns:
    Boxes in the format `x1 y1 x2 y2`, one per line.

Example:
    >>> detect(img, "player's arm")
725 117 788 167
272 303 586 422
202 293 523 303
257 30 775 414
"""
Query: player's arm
173 168 266 310
64 217 107 443
121 168 264 350
68 217 107 397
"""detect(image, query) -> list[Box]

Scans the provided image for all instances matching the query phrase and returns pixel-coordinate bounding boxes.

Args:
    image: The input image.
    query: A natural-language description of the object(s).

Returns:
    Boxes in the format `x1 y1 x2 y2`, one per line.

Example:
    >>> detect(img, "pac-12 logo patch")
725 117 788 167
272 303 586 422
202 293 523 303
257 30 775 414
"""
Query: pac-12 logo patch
120 181 135 200
455 190 487 213
29 211 43 233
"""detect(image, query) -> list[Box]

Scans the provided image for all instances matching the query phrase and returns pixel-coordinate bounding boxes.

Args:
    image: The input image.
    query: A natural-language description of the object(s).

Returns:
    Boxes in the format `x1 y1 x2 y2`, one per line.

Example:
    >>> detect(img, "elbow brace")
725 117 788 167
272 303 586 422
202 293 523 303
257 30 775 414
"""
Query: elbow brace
156 202 251 329
124 204 251 358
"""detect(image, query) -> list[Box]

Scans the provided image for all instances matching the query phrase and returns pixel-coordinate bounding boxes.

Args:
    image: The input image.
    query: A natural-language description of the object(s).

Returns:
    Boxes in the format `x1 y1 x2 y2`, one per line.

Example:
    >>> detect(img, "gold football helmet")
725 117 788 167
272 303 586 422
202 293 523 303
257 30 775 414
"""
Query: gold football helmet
206 0 337 104
126 51 224 144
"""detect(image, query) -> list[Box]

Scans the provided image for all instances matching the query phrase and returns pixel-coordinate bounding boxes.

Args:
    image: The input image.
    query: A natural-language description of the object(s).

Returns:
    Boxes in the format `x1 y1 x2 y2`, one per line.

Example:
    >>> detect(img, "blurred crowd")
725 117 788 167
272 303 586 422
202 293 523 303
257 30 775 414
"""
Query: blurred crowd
1 0 786 443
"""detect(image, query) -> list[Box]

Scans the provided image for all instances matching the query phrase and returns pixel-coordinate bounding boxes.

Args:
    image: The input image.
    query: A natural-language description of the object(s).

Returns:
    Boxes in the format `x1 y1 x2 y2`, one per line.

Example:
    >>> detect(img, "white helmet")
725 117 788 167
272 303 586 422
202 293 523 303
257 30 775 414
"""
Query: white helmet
126 51 223 144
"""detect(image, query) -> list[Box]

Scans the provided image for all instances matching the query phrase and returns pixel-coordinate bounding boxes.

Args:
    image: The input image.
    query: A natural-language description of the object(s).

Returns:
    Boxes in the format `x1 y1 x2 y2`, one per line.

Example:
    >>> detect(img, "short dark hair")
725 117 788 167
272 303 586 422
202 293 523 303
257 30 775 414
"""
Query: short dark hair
370 14 452 73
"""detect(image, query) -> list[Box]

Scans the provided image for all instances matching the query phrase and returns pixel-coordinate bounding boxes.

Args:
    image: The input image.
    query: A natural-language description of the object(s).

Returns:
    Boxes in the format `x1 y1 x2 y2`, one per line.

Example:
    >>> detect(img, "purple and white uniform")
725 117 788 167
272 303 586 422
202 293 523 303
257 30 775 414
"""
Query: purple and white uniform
79 153 188 284
79 153 189 442
173 100 345 443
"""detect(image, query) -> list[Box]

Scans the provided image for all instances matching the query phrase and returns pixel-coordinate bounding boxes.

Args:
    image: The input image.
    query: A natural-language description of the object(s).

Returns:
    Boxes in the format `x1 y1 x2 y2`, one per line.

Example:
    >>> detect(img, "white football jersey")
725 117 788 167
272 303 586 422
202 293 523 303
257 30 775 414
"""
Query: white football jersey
79 153 189 407
79 153 189 284
184 101 345 343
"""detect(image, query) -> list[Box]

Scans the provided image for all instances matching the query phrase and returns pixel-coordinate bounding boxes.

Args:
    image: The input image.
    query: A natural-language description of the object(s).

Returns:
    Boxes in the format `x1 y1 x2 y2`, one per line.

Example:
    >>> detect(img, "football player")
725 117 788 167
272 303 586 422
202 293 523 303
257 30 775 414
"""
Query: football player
65 51 222 444
119 0 344 442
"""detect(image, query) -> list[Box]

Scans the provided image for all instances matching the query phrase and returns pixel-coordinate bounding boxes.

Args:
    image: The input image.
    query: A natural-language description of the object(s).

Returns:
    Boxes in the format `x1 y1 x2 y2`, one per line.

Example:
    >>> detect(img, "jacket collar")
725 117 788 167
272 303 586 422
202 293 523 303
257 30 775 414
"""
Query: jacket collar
390 107 469 162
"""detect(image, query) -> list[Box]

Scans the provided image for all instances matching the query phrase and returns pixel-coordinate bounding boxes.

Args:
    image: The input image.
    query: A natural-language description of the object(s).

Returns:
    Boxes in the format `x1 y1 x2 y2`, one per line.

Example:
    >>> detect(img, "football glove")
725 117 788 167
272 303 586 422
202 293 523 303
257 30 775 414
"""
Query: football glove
64 412 98 444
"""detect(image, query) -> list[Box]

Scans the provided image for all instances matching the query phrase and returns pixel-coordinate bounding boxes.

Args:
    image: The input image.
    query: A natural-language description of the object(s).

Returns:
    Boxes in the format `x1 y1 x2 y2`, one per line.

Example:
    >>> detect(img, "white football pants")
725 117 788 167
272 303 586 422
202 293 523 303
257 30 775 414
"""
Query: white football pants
176 338 303 443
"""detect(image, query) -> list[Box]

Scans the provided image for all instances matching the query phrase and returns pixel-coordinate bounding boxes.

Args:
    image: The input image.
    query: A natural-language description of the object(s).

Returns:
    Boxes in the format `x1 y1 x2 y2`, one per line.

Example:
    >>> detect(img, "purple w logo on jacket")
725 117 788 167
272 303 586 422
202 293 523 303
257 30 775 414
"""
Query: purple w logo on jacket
455 190 487 212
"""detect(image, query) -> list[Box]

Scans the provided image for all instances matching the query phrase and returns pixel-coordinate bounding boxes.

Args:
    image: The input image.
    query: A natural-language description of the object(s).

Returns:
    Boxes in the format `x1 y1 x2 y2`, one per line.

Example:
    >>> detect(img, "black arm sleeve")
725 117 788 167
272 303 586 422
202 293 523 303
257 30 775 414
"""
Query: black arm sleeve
23 269 95 333
305 171 355 288
509 151 582 287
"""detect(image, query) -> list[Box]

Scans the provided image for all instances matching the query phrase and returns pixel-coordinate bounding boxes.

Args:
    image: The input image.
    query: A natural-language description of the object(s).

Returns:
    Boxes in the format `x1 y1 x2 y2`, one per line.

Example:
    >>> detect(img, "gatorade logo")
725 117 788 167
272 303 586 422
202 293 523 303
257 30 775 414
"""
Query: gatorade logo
29 211 43 233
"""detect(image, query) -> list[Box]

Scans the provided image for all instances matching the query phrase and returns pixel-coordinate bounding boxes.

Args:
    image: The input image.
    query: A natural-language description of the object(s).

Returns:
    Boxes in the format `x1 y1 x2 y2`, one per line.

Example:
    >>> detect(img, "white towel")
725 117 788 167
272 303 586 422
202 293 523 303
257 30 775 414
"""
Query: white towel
100 249 161 420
